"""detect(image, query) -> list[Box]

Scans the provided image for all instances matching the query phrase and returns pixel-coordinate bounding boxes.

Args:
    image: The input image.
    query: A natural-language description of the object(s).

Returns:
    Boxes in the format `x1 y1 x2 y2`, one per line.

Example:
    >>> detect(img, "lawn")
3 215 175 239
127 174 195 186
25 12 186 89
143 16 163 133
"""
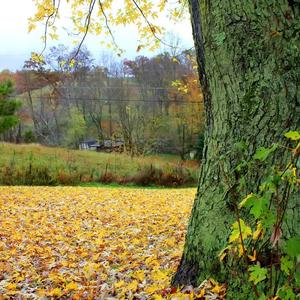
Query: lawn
0 143 199 186
0 186 225 299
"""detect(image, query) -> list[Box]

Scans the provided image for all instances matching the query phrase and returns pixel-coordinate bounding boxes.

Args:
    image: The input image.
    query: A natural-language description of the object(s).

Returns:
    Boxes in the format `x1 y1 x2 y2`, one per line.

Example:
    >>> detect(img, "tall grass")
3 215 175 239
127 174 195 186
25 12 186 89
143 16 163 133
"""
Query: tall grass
0 143 199 187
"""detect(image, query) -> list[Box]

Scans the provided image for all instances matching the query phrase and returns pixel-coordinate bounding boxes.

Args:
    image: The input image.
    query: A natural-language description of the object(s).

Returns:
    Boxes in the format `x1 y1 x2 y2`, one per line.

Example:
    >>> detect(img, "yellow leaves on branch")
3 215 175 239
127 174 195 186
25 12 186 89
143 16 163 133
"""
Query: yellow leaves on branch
219 219 253 261
31 52 45 63
0 186 194 299
29 0 189 51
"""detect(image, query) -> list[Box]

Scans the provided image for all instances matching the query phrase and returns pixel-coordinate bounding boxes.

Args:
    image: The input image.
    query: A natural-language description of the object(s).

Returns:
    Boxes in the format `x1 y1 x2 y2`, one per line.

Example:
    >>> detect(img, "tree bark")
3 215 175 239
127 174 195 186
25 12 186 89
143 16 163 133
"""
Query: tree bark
173 0 300 287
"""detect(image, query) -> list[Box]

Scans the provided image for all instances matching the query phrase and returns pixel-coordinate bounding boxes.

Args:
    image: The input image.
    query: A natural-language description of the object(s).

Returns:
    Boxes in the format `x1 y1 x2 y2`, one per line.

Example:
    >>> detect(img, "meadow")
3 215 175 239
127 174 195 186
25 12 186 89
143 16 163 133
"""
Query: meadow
0 186 225 299
0 143 199 187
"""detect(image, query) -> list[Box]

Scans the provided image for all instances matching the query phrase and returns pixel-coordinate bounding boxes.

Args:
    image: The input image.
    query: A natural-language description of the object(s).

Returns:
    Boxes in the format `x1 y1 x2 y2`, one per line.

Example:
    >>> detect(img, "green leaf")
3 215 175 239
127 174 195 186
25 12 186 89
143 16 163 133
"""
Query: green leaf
248 265 268 285
278 286 296 300
285 237 300 258
259 176 277 192
253 144 278 161
284 131 300 141
261 211 276 229
295 268 300 286
239 193 257 208
258 294 266 300
280 256 293 275
250 196 269 219
239 194 268 219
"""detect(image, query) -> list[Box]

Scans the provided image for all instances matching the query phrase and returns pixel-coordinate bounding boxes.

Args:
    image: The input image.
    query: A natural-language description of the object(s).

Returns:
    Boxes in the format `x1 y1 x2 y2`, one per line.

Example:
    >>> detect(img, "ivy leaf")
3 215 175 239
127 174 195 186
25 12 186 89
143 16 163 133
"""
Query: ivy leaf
295 268 300 286
250 196 269 219
261 211 276 229
284 131 300 141
239 193 257 208
285 237 300 258
260 177 277 192
278 286 296 300
280 256 293 275
248 265 267 285
253 144 278 161
239 194 268 219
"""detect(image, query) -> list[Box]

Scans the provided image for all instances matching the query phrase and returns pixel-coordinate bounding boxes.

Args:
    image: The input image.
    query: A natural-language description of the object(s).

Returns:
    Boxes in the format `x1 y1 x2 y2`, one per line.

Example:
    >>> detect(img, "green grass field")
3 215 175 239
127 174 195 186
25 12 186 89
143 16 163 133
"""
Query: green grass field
0 143 199 186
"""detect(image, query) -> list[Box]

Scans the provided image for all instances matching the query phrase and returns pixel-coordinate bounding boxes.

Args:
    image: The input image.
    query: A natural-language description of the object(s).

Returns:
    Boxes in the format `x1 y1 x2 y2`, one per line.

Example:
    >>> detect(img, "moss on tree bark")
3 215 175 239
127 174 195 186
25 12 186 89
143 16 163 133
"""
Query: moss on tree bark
173 0 300 288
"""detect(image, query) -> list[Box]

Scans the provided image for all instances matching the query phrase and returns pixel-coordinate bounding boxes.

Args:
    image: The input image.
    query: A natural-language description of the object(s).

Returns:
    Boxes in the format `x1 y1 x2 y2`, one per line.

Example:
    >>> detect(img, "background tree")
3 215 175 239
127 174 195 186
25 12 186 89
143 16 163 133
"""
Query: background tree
0 80 21 137
65 107 87 148
17 56 63 144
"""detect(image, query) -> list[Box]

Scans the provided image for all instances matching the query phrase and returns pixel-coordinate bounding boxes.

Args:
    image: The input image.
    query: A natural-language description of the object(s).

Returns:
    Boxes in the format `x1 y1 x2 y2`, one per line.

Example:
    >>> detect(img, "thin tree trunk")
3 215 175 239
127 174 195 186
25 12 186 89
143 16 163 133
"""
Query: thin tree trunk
26 90 40 140
173 0 300 287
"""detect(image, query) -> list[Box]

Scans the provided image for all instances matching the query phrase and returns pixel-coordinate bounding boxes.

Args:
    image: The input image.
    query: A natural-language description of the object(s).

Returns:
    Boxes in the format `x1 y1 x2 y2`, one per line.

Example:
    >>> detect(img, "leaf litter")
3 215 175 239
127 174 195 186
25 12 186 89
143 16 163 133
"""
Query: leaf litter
0 186 226 299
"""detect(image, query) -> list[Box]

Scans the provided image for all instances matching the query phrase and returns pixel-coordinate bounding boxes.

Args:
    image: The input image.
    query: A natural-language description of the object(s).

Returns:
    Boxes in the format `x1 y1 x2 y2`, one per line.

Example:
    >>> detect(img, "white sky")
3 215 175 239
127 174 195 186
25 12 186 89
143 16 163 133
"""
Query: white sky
0 0 194 71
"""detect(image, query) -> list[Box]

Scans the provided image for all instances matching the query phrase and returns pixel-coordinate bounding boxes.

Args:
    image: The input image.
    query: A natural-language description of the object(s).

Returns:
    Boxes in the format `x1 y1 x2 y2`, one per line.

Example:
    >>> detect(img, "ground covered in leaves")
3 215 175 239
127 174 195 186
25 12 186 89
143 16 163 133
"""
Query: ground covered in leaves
0 187 225 299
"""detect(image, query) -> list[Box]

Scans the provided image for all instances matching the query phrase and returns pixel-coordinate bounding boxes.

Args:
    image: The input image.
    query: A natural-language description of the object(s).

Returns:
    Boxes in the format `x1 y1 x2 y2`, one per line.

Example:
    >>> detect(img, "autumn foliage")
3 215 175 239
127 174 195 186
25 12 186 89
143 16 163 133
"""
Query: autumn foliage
0 187 188 299
0 187 227 299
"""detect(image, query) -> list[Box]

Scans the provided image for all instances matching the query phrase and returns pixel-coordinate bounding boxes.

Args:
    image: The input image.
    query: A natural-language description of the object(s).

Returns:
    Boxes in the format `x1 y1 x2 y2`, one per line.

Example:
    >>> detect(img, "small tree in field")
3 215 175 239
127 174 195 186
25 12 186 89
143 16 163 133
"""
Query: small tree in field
65 107 87 149
0 80 21 136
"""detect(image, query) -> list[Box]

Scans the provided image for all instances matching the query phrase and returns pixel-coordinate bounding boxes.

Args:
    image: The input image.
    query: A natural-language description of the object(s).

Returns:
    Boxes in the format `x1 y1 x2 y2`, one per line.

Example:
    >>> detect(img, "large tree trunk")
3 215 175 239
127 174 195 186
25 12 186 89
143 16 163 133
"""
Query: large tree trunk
173 0 300 287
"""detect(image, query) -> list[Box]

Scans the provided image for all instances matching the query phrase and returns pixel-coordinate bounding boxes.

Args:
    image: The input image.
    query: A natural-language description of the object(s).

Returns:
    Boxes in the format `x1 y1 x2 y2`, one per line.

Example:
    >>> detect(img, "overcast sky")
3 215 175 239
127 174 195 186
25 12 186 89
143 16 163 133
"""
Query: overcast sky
0 0 194 71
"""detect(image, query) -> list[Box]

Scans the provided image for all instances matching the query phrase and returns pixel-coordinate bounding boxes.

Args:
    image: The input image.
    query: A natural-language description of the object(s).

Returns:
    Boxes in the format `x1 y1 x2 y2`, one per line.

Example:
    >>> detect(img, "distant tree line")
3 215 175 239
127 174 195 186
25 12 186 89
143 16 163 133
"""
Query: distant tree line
0 44 204 158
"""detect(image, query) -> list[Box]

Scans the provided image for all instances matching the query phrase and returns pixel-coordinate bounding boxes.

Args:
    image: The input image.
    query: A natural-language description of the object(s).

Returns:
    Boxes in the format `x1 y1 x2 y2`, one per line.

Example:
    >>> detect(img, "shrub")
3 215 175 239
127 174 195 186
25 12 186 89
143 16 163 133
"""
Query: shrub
219 131 300 299
24 130 36 143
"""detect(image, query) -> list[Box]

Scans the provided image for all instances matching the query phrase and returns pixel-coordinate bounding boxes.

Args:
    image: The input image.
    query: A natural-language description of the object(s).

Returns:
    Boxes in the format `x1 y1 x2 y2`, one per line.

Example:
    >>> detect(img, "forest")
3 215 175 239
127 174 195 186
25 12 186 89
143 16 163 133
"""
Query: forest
1 45 203 157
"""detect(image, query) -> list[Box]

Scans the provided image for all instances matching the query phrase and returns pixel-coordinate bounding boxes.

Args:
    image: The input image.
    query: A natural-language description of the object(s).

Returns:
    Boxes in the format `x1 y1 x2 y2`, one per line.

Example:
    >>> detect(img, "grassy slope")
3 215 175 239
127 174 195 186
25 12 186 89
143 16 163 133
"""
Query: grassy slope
0 143 199 186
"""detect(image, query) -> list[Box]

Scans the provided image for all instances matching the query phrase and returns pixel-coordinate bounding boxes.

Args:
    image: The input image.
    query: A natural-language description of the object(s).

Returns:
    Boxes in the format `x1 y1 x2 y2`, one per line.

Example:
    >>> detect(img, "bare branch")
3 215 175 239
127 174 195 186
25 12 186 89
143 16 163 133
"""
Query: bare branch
98 0 120 52
40 0 61 55
48 0 61 27
131 0 173 48
71 0 97 60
